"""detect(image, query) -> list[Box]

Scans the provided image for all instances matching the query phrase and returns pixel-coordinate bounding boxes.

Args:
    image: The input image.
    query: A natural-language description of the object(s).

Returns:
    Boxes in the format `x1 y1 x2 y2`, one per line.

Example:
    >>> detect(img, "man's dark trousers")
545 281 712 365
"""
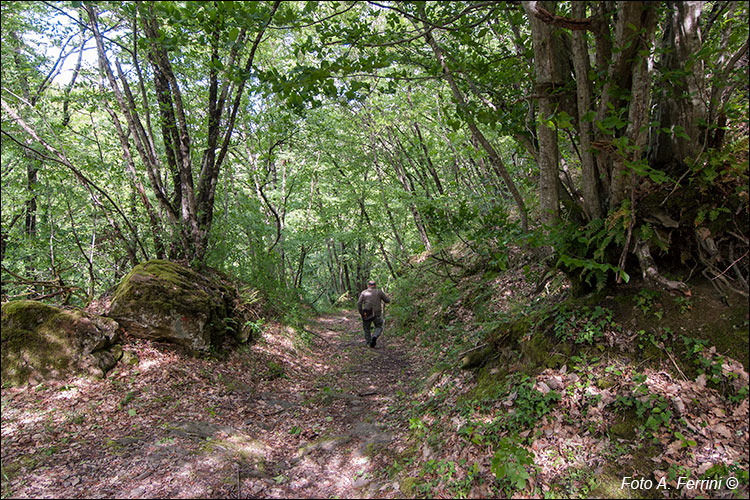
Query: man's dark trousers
363 314 384 344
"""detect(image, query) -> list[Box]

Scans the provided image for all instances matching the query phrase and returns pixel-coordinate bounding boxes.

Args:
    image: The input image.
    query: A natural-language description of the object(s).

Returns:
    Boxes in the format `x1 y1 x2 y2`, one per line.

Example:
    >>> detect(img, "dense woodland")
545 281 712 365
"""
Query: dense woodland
1 1 749 499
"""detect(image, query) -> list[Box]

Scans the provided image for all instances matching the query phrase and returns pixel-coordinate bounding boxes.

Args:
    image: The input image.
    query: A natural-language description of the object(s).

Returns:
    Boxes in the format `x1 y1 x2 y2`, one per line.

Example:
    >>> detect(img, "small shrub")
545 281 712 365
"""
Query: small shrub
553 305 617 345
490 436 536 492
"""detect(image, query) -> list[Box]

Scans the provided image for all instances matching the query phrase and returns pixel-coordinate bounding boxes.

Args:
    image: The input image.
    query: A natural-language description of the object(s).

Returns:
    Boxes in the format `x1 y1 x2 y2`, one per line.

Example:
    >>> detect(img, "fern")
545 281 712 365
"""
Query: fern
544 215 630 291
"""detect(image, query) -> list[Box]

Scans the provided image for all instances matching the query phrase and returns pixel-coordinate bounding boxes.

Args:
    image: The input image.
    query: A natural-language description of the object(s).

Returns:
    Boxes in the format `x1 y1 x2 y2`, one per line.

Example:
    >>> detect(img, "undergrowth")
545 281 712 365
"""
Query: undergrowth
387 233 749 499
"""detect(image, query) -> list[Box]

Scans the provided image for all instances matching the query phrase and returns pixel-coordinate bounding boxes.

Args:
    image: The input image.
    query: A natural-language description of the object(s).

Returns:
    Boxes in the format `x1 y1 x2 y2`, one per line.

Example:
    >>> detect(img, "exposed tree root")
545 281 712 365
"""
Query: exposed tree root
695 227 749 298
634 239 691 295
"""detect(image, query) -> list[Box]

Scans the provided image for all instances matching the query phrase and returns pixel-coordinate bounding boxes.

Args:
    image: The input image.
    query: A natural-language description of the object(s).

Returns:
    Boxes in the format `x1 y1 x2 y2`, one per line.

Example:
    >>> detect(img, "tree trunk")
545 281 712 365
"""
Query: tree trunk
375 130 432 250
571 1 603 220
86 2 279 265
523 1 561 224
608 3 659 209
650 1 706 170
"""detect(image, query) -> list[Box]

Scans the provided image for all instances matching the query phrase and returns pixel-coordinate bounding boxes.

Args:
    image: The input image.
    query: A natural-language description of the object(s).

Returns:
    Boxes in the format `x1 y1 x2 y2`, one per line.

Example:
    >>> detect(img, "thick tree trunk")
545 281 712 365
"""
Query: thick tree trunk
609 4 658 209
650 1 706 169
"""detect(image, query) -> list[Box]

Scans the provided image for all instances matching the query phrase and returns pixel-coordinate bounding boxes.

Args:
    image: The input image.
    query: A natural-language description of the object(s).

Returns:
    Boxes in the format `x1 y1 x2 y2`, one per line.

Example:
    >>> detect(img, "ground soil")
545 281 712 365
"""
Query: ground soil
1 311 419 498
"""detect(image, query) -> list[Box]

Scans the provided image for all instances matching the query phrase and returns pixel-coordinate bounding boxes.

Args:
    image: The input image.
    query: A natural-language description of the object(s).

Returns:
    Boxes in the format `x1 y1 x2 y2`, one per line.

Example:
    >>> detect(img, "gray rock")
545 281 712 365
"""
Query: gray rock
168 420 234 439
351 422 378 438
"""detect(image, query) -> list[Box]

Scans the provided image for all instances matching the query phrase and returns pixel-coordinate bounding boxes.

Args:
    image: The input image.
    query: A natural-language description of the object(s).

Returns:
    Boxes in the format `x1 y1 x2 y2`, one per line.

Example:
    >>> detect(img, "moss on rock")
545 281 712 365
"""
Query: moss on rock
399 476 420 496
108 260 239 354
1 300 120 386
609 410 638 440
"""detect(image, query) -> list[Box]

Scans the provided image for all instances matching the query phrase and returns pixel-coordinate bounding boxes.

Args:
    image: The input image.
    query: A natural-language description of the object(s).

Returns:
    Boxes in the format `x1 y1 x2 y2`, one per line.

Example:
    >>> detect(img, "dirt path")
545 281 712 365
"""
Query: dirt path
2 310 422 499
246 310 418 498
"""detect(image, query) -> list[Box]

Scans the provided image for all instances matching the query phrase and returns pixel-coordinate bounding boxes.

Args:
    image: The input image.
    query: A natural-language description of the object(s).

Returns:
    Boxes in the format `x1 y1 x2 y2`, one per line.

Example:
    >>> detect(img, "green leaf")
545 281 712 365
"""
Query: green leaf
228 27 239 42
476 111 493 124
128 408 136 416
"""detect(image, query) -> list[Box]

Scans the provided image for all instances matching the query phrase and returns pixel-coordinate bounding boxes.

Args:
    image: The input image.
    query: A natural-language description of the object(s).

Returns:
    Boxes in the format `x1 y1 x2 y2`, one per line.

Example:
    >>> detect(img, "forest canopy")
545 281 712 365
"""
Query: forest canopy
1 0 748 307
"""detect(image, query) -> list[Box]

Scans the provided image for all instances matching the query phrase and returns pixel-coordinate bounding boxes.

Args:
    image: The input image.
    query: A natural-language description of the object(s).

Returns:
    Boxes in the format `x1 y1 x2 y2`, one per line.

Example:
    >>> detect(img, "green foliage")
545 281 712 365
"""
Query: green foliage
667 464 691 485
503 375 561 433
678 335 749 402
243 319 265 337
633 288 659 315
2 0 747 394
673 296 692 314
490 436 536 492
673 431 697 448
532 216 629 293
614 372 676 438
635 327 672 351
553 467 599 498
553 304 617 345
408 417 427 436
407 458 481 499
680 335 724 384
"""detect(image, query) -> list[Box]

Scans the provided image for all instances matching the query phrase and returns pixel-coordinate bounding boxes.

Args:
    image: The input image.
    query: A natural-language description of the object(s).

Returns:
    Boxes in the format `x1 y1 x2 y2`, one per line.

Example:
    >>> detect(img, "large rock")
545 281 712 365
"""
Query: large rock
1 300 121 386
107 260 240 354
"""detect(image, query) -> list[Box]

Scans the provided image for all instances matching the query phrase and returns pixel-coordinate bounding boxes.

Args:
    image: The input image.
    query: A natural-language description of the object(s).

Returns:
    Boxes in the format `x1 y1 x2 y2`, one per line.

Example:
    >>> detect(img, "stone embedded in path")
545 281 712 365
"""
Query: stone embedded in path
297 436 352 457
351 421 394 454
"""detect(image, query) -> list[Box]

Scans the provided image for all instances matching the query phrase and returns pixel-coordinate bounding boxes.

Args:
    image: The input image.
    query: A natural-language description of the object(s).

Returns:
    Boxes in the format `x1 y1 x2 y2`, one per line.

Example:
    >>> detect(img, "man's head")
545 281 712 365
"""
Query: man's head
367 280 376 288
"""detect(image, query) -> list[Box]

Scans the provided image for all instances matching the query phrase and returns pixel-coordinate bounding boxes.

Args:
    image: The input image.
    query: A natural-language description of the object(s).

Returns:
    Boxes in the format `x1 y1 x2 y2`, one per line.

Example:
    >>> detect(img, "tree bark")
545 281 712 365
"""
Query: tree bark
86 1 279 264
523 1 561 224
609 3 658 209
650 1 707 169
571 1 603 220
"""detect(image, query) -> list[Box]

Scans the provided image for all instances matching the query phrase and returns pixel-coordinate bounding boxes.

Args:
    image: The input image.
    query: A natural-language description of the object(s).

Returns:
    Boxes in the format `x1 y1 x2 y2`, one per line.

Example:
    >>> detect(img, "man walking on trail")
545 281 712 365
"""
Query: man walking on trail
357 280 391 348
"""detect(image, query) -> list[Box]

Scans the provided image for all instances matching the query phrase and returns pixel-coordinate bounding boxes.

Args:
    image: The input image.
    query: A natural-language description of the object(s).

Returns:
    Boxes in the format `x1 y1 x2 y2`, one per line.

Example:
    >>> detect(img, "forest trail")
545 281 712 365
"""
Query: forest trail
239 310 419 498
1 310 421 499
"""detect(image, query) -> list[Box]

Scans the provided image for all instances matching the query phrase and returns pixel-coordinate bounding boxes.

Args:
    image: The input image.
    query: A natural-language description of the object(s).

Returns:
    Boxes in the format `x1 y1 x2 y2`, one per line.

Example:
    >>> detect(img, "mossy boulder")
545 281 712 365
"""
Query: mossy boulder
460 346 494 369
107 260 240 354
1 300 121 386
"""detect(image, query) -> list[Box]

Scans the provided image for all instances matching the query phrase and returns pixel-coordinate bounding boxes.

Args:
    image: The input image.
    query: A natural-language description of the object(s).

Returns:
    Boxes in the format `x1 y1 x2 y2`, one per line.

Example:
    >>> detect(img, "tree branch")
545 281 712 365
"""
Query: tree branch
529 4 593 31
2 99 149 261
